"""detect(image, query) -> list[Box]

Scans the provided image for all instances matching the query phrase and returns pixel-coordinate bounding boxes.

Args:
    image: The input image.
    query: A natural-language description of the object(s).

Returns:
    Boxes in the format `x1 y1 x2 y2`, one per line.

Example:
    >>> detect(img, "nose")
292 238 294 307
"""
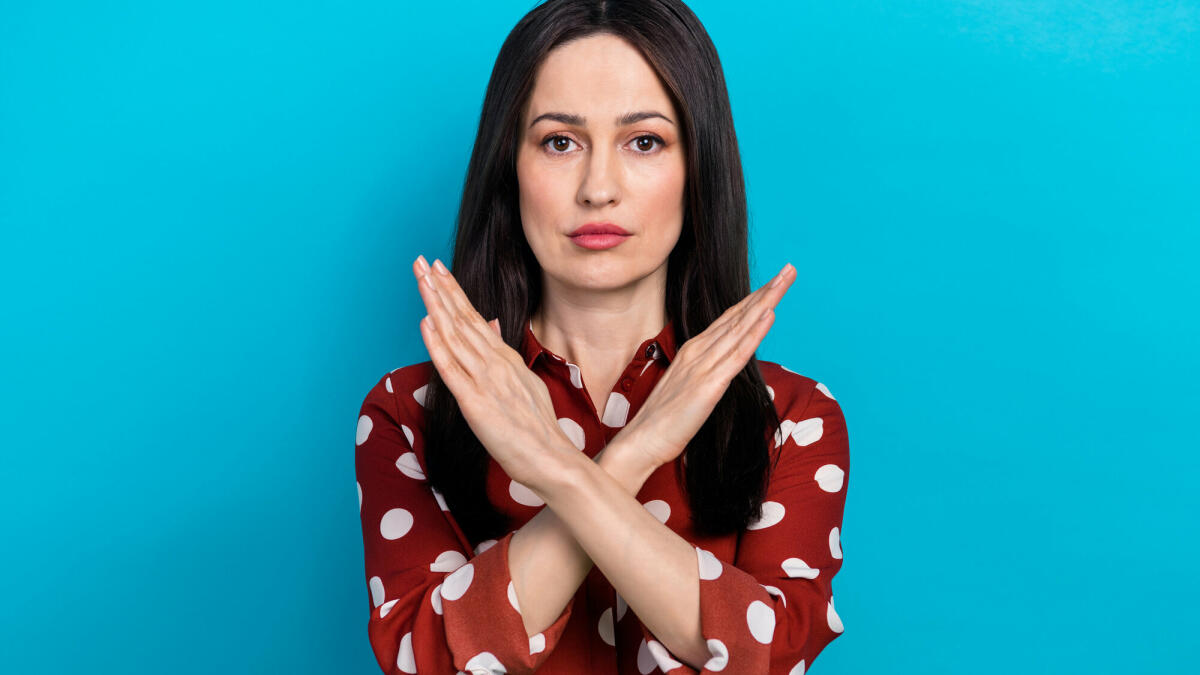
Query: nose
576 142 621 207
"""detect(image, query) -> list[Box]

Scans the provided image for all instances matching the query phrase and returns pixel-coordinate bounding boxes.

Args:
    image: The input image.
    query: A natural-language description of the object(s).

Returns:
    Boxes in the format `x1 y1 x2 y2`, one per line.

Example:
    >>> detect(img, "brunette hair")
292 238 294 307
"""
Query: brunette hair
423 0 782 543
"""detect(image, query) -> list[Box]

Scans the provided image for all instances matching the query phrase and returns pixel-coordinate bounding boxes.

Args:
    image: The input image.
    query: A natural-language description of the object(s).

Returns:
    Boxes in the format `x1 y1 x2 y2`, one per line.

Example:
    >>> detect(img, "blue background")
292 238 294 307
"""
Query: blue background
2 1 1196 672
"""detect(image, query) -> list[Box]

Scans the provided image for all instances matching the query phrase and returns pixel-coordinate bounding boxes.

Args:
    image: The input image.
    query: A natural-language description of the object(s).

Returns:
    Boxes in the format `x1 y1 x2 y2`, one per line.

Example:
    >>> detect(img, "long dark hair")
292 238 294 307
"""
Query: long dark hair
424 0 782 544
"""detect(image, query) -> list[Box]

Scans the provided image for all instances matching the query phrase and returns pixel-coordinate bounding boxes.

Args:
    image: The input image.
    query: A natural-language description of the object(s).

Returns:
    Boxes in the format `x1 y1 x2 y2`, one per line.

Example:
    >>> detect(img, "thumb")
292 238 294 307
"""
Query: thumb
489 317 501 336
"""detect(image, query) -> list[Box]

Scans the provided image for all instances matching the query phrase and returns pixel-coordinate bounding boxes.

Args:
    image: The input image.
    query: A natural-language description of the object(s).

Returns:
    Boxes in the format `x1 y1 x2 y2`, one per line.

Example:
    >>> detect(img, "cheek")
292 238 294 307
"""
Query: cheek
517 155 575 251
635 159 687 234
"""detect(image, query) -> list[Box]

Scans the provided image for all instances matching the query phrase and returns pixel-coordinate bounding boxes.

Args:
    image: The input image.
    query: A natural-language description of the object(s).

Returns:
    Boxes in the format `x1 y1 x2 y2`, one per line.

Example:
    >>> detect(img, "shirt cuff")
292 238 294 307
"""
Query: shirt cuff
635 546 775 673
441 530 576 673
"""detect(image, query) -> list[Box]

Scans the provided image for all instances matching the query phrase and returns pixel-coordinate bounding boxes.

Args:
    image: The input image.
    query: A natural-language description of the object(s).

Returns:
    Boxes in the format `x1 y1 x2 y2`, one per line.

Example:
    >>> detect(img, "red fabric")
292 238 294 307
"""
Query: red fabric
355 319 850 674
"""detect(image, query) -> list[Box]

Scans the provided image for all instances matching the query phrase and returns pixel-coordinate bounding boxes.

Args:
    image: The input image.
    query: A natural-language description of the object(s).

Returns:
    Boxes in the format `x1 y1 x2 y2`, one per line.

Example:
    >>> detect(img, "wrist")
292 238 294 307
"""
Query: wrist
595 437 658 494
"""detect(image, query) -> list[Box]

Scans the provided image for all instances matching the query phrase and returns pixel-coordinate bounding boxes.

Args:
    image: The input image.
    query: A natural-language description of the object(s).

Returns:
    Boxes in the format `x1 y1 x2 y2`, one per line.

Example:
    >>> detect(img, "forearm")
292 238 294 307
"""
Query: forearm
537 443 710 669
508 444 653 638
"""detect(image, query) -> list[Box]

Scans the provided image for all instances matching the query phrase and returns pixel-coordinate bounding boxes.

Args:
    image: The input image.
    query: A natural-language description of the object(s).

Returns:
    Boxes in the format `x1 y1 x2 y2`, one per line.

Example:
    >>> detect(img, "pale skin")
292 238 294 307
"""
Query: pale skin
413 33 797 670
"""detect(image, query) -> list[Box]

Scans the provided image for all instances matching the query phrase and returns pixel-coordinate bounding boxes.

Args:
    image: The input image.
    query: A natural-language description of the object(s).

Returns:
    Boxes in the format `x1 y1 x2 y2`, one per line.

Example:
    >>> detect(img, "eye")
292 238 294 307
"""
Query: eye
541 135 579 155
631 134 665 154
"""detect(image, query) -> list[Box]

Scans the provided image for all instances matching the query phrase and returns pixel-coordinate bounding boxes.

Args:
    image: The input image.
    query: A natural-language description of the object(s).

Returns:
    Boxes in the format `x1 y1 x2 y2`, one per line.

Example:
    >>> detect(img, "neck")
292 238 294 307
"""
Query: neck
531 266 668 372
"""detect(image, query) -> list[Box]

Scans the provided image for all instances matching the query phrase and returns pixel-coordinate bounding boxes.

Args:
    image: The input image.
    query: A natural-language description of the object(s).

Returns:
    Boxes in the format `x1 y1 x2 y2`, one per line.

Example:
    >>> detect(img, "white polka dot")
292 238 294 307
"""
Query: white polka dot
357 481 362 512
827 598 844 633
598 607 615 646
636 639 656 674
774 419 796 448
369 576 385 607
401 424 414 448
385 376 394 394
397 632 416 673
558 417 586 450
431 487 449 511
830 526 843 559
781 364 798 374
507 580 521 613
814 464 845 492
697 547 723 580
746 600 776 644
464 651 506 673
647 640 683 671
474 539 497 555
379 598 398 618
396 452 425 480
703 638 729 671
601 392 630 427
761 584 787 607
815 382 835 401
788 659 806 675
431 583 443 614
430 550 468 573
380 508 413 540
791 417 824 446
643 499 671 524
616 593 627 620
529 632 545 655
567 362 583 388
412 383 428 408
747 501 785 530
781 558 820 579
356 414 373 446
509 480 544 507
766 384 775 401
441 563 474 601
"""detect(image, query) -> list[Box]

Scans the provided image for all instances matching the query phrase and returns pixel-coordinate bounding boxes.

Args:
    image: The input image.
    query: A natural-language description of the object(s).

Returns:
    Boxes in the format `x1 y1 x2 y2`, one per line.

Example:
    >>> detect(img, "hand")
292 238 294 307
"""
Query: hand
612 262 797 471
412 255 576 488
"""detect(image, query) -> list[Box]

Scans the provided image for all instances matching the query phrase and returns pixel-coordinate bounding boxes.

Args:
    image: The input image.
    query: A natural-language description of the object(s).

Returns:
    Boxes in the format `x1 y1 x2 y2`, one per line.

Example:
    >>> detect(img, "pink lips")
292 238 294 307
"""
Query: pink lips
568 222 631 250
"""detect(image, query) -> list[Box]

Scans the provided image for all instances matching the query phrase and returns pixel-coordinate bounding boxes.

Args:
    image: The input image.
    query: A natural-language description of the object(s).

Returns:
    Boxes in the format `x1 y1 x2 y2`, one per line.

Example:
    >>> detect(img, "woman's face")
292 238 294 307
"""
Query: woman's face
516 33 686 294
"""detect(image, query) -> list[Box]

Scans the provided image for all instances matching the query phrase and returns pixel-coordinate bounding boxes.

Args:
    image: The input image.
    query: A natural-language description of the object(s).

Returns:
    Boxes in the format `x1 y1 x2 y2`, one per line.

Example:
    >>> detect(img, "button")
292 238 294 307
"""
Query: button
620 377 633 392
645 344 656 359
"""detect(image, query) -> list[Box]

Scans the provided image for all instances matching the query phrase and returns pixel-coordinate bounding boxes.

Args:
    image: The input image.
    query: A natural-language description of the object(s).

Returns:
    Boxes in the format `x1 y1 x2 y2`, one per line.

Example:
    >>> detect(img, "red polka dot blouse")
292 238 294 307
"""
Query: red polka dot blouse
355 319 850 674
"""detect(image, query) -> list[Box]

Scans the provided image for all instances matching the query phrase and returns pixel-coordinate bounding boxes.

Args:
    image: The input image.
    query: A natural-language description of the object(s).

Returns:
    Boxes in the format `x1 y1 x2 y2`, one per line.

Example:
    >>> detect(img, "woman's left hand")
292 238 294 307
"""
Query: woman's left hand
412 255 575 490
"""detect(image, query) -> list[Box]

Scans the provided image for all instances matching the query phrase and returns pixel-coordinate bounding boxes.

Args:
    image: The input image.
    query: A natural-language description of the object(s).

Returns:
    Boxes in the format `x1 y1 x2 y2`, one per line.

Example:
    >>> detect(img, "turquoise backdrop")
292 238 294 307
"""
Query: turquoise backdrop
2 1 1196 673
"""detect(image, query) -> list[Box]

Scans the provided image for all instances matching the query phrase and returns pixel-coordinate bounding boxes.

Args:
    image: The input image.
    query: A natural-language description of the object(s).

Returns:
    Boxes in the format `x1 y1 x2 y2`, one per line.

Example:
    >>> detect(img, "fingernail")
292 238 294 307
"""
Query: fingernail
433 259 449 275
422 272 435 289
416 255 430 273
769 264 792 288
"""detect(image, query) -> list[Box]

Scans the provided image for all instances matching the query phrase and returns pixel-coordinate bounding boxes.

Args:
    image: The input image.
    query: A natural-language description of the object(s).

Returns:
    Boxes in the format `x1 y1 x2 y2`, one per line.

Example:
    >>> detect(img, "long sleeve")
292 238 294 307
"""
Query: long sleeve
634 373 849 674
355 367 575 674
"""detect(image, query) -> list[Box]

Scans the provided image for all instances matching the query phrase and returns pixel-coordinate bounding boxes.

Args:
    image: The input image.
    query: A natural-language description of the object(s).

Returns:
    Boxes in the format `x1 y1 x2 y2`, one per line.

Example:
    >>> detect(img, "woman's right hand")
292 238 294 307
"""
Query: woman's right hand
610 263 797 472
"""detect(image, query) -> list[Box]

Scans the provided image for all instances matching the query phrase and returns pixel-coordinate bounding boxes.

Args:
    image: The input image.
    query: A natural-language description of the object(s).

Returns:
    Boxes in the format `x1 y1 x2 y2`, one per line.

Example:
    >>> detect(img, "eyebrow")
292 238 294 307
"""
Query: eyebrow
527 110 675 129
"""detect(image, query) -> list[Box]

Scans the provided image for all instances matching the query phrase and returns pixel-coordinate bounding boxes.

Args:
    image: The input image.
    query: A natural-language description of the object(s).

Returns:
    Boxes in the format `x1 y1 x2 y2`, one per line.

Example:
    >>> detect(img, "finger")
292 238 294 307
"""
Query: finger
428 262 527 370
420 314 474 396
705 303 776 378
703 265 793 369
430 260 507 349
416 264 489 378
702 263 795 340
732 263 795 332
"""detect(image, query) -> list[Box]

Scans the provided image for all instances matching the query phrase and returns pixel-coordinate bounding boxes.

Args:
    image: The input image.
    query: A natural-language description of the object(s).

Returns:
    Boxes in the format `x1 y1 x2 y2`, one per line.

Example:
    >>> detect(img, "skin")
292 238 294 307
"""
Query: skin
413 33 796 669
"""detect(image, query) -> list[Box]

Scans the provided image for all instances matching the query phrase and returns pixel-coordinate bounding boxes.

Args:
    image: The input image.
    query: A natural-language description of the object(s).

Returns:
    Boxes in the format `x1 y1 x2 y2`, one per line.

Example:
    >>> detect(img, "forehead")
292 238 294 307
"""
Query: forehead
525 33 676 123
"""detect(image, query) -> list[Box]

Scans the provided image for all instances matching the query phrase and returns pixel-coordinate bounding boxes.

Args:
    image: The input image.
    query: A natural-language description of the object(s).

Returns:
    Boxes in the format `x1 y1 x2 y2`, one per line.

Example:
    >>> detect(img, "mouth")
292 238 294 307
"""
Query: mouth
567 222 631 251
569 222 631 237
569 232 631 250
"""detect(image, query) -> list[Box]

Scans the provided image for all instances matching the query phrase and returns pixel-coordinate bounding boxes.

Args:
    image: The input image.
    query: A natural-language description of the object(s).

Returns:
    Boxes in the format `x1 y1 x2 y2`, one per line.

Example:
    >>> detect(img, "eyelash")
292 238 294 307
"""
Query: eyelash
539 134 666 156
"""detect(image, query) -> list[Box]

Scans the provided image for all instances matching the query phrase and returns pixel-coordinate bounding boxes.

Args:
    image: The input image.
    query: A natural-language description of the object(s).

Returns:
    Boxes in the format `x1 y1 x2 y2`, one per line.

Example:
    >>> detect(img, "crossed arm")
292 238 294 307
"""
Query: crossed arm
509 435 710 668
412 254 797 670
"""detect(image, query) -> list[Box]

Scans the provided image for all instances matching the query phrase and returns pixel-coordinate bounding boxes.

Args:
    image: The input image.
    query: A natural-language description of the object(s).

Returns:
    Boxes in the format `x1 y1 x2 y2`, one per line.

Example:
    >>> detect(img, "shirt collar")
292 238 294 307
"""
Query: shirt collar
520 318 678 369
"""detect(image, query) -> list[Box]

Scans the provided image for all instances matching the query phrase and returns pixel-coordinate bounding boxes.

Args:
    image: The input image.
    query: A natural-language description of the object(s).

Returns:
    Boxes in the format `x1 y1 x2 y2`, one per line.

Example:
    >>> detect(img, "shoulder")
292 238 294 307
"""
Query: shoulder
756 359 839 414
756 359 850 487
358 360 436 422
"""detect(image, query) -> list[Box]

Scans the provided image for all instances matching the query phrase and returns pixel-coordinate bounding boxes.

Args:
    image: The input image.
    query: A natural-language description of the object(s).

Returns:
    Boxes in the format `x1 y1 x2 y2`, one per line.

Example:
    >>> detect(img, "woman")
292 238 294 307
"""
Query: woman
355 1 849 673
